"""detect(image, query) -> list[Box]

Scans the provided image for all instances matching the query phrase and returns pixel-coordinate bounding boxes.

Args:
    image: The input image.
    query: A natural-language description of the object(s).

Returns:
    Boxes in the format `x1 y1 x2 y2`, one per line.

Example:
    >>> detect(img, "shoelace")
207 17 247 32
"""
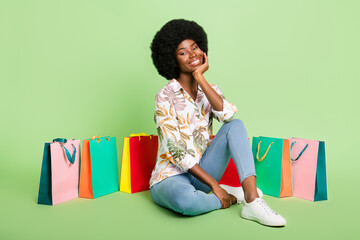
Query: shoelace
257 199 279 216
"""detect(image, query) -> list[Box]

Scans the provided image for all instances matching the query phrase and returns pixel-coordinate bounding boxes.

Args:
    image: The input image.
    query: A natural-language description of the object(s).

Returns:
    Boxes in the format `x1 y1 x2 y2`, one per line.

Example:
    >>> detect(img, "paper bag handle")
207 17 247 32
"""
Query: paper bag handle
130 133 153 140
53 138 76 164
290 141 308 161
91 136 110 142
256 141 273 161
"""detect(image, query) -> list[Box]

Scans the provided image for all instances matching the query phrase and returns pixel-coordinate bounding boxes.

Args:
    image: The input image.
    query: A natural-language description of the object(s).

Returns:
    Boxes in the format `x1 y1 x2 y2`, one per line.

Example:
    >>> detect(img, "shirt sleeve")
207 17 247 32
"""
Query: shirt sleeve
210 84 238 123
154 95 198 171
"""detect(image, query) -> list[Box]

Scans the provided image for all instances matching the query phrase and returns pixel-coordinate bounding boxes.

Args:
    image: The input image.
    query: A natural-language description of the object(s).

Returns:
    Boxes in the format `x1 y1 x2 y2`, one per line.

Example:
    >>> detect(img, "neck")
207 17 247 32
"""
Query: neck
176 72 197 92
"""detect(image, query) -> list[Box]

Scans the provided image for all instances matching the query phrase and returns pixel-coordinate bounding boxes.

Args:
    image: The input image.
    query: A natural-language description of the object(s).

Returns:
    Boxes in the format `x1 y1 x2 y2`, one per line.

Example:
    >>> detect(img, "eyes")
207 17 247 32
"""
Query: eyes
179 45 199 56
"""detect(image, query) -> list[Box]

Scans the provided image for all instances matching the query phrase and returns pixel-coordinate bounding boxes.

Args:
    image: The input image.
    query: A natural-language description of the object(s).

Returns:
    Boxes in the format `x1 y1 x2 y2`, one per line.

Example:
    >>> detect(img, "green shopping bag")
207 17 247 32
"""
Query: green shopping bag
252 136 292 198
79 136 119 198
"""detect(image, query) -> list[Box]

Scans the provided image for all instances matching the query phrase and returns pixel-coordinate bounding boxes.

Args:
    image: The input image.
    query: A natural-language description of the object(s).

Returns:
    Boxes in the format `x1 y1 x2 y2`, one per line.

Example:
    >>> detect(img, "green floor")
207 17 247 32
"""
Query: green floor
1 167 355 240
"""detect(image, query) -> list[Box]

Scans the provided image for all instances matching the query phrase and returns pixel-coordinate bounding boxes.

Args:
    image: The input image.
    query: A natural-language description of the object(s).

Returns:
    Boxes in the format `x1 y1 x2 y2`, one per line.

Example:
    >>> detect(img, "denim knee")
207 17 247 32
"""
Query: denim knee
172 191 201 216
227 119 245 131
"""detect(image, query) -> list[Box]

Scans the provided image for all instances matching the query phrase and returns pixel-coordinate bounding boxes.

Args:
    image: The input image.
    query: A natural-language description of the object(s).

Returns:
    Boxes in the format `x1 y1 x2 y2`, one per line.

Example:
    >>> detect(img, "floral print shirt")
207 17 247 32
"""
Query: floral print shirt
150 79 237 187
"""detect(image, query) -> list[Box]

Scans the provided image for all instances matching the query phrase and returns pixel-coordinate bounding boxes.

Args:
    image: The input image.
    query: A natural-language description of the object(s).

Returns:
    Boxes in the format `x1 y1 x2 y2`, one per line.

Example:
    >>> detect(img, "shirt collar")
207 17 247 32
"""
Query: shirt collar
168 79 182 92
168 78 203 93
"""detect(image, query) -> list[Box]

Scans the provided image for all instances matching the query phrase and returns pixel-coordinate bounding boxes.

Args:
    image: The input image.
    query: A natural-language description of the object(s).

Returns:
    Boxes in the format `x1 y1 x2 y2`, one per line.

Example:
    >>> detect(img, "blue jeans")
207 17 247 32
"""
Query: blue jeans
150 119 256 216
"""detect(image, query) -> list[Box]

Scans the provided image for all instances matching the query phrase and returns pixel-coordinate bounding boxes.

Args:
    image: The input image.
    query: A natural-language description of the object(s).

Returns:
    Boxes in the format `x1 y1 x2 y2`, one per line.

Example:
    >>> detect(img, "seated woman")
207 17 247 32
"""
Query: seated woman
149 19 286 227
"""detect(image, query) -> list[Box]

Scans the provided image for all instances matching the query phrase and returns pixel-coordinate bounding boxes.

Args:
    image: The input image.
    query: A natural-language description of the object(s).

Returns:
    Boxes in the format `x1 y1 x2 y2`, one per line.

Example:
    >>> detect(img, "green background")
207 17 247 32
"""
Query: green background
1 0 359 239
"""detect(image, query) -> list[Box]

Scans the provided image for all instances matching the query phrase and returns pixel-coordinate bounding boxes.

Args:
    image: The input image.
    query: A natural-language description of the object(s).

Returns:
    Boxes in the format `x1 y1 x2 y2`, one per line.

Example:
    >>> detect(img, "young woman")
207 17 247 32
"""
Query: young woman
149 19 286 227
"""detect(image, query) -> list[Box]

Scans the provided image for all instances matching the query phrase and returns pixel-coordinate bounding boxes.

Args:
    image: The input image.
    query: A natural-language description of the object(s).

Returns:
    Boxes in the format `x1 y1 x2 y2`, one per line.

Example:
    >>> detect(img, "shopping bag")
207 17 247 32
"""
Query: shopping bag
252 136 292 198
79 136 119 198
289 138 327 201
37 138 80 205
217 135 243 187
219 158 242 187
120 133 158 193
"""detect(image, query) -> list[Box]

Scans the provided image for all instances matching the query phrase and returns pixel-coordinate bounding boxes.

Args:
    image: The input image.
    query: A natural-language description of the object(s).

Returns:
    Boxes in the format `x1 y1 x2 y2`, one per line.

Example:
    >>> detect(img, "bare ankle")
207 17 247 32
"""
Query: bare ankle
245 193 259 203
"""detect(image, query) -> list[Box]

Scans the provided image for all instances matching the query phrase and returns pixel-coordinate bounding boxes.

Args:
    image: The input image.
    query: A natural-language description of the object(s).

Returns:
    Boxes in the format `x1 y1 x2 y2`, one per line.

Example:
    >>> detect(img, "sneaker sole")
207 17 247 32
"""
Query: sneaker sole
241 213 286 227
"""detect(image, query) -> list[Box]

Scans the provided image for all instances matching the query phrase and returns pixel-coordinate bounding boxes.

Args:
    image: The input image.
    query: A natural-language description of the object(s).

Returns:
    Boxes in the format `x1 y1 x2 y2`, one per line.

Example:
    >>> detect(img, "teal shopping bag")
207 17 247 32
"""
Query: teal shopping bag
90 136 119 198
252 136 292 198
37 143 52 205
314 141 327 201
79 136 119 198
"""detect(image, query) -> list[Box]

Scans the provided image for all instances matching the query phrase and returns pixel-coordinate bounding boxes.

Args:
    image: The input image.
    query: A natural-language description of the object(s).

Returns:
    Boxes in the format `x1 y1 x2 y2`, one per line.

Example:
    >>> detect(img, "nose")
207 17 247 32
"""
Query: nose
189 49 196 58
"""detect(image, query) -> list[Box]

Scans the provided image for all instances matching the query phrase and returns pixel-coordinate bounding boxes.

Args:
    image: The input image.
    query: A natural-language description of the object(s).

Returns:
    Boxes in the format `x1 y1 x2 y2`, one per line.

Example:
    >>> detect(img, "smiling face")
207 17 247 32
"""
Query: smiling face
175 39 204 74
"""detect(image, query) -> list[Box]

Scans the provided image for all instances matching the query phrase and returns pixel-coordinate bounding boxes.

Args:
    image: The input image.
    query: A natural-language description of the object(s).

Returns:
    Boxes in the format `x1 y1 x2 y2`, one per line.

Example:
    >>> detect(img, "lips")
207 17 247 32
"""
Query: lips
189 59 201 66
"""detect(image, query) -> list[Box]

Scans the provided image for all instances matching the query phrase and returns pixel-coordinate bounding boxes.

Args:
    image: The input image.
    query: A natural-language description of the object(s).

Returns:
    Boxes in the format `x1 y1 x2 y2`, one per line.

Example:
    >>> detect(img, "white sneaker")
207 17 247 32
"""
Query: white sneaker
220 184 263 204
241 198 286 227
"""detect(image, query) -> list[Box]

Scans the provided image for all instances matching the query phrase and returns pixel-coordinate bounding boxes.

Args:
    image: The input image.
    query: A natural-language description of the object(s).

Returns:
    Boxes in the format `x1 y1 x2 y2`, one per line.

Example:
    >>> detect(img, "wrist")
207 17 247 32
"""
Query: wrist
210 181 220 190
192 71 203 79
193 73 207 85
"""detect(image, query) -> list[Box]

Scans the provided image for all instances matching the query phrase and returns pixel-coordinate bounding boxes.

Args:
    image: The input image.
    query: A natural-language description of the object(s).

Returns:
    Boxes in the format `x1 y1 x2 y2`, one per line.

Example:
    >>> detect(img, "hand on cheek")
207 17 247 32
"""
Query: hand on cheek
194 52 209 76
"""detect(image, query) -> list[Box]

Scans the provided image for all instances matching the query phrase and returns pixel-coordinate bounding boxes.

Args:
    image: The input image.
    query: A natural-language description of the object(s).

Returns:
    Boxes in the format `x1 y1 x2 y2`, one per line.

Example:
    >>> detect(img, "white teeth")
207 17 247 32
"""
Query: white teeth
190 59 200 65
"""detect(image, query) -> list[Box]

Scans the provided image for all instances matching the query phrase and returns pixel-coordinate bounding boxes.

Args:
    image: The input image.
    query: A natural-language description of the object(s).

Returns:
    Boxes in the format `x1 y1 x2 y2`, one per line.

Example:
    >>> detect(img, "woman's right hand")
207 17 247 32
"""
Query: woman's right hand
212 184 232 209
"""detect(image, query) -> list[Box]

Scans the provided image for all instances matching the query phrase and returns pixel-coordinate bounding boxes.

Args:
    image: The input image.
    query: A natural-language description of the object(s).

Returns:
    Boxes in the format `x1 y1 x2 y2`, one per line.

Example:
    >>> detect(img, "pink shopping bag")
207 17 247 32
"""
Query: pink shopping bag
38 138 80 205
289 138 327 201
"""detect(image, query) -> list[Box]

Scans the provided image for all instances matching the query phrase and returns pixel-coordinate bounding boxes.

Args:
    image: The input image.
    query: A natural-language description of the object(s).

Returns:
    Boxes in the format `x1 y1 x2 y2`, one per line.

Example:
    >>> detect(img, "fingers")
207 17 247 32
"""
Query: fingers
213 185 231 209
225 197 231 208
220 196 231 209
203 52 208 62
223 199 230 208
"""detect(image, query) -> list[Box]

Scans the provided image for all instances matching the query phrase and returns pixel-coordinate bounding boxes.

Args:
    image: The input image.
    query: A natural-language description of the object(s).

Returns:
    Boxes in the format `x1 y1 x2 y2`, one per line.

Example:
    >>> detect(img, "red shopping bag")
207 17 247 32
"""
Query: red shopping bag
120 134 158 193
219 158 242 187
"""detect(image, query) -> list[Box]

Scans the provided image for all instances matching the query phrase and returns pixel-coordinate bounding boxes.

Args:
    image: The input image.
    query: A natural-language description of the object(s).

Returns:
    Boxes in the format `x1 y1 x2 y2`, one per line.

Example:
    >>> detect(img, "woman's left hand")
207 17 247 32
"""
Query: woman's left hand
193 52 209 76
188 164 232 209
212 184 232 209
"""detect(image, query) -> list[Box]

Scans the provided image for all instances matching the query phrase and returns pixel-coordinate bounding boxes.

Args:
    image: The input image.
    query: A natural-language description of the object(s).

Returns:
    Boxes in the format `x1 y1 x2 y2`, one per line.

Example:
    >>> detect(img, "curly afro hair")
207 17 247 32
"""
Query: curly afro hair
151 19 208 80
